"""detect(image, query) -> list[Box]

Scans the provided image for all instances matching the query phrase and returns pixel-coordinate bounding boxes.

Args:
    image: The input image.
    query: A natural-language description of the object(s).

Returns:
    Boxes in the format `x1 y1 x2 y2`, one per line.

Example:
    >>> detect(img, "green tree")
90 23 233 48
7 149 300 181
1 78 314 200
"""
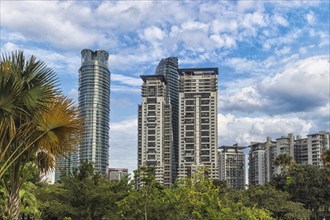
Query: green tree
117 166 170 220
274 153 295 174
118 167 272 220
242 185 310 219
322 149 330 167
38 162 129 220
0 51 82 219
273 164 330 219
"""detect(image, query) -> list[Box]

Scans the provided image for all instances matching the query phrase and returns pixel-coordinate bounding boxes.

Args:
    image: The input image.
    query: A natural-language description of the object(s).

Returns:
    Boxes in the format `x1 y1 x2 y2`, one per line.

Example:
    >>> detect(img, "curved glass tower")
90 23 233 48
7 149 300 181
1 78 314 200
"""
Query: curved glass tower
78 49 110 175
155 57 179 181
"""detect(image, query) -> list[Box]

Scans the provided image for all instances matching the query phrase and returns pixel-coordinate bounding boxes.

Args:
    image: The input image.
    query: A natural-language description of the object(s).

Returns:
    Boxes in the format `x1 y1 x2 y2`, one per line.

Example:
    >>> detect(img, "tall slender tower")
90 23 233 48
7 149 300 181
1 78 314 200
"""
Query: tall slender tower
137 75 172 187
155 57 179 181
177 68 219 179
78 49 110 175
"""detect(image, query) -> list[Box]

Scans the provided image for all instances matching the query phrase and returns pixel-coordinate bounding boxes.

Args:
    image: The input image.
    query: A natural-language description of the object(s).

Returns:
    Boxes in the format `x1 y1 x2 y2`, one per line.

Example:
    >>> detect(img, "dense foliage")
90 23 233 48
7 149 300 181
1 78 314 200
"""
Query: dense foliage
0 51 82 219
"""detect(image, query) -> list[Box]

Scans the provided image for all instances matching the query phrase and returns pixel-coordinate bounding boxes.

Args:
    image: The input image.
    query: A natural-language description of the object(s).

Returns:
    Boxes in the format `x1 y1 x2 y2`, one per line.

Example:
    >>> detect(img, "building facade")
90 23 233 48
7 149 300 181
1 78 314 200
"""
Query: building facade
248 138 276 185
218 145 246 189
249 131 329 185
78 49 110 175
137 75 173 187
295 131 330 166
55 151 78 181
274 133 295 174
155 57 179 180
177 68 219 180
108 168 129 181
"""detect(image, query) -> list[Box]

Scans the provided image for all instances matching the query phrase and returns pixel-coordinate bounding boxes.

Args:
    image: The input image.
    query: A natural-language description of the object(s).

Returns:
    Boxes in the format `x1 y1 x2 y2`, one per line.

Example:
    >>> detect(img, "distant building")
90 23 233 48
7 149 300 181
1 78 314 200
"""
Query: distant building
249 131 329 186
55 151 78 181
295 131 330 166
274 133 295 174
78 49 111 175
137 75 173 187
108 168 129 181
177 68 219 180
218 145 246 189
248 137 275 185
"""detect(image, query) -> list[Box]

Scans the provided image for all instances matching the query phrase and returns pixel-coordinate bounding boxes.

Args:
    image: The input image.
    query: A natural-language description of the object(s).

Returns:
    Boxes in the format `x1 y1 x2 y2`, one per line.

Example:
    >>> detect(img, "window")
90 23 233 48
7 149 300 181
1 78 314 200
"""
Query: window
185 100 194 105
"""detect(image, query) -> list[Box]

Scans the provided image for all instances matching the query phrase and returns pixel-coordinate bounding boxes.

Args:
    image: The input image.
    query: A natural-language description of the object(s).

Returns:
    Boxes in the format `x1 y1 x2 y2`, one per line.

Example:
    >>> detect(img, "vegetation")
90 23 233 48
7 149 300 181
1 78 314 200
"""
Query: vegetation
272 164 330 219
0 51 82 219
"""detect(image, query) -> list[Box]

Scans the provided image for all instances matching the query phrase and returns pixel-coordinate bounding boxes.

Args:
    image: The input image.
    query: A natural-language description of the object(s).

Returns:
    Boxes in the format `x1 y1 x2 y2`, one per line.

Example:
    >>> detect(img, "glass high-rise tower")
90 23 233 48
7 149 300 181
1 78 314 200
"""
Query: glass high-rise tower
78 49 110 175
155 57 179 181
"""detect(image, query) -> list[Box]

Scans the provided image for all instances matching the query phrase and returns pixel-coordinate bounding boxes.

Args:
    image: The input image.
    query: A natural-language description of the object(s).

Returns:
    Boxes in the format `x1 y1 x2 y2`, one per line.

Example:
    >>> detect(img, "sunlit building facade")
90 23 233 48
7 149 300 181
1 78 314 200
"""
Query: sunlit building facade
78 49 110 175
219 145 246 189
177 68 219 180
137 75 173 187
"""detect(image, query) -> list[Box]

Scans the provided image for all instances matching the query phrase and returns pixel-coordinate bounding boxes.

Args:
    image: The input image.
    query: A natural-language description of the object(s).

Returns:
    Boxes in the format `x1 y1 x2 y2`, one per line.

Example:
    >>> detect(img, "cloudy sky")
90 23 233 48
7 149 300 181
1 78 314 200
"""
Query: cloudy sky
1 1 329 173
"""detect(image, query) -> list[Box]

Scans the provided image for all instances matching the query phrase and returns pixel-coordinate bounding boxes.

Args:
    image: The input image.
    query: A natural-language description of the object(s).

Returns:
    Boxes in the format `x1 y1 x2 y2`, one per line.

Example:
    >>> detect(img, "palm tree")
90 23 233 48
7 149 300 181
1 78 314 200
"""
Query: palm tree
321 149 330 168
0 51 82 219
274 153 295 174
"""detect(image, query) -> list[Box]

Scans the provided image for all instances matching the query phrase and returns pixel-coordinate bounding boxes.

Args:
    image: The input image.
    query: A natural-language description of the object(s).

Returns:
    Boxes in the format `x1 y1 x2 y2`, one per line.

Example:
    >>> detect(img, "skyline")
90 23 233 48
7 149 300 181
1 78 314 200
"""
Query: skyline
1 1 329 173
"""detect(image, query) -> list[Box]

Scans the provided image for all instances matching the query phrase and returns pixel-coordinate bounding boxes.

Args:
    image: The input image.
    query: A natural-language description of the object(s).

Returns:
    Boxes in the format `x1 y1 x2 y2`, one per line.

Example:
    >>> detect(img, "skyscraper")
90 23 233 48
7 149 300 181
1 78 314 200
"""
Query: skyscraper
137 75 173 187
78 49 110 175
177 68 219 179
155 57 179 180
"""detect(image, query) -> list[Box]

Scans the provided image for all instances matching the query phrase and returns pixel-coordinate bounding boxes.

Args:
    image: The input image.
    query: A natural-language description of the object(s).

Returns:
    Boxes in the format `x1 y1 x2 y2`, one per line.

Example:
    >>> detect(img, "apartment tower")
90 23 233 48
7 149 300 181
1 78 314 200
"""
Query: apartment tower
78 49 110 175
177 68 219 179
295 131 330 166
218 145 246 189
155 57 179 180
137 75 173 187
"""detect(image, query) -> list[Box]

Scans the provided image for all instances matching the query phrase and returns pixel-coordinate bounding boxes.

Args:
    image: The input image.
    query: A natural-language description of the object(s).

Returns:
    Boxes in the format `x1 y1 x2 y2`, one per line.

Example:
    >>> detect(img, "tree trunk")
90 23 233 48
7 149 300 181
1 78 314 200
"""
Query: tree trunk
4 180 20 220
3 163 22 220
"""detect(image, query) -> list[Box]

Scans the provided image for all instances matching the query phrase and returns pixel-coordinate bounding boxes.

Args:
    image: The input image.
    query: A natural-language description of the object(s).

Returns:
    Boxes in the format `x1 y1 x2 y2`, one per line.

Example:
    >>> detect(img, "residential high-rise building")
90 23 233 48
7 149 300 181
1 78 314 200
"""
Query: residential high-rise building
177 68 219 180
108 168 129 181
78 49 110 175
274 133 295 174
218 145 246 189
249 142 267 185
137 75 173 187
295 131 330 166
248 131 329 186
248 138 275 185
155 57 179 180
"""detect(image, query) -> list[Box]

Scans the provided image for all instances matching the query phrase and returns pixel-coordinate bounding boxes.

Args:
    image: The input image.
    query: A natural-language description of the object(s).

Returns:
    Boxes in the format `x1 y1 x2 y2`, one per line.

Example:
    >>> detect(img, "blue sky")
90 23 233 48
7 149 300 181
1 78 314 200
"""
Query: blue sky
1 0 329 173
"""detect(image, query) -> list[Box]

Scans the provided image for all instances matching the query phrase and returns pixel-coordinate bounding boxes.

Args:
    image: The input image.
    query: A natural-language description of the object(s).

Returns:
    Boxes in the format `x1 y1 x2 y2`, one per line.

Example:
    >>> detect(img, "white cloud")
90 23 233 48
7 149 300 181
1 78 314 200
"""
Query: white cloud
218 113 312 146
219 86 269 113
275 46 291 56
2 1 100 50
236 0 257 12
112 73 141 86
140 26 166 44
263 29 301 50
306 12 316 25
261 55 330 110
181 21 209 32
210 34 236 48
109 118 138 173
272 14 289 27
